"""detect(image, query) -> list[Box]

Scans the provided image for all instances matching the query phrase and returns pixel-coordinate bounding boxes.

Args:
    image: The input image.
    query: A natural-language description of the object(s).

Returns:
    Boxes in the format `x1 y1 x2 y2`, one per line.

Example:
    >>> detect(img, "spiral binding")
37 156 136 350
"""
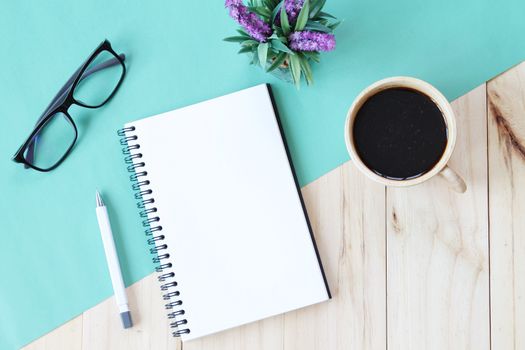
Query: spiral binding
118 126 190 337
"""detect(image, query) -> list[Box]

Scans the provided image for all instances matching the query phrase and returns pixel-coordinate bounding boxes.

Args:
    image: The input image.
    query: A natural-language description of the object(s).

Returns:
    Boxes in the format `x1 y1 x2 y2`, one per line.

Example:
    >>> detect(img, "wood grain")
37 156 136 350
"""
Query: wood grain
21 63 525 350
386 84 489 350
488 61 525 350
282 162 386 350
181 312 284 350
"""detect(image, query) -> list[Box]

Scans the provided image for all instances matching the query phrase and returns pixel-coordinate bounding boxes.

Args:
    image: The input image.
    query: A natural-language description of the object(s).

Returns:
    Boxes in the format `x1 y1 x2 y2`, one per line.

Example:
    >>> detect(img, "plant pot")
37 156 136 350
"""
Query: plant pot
268 58 293 83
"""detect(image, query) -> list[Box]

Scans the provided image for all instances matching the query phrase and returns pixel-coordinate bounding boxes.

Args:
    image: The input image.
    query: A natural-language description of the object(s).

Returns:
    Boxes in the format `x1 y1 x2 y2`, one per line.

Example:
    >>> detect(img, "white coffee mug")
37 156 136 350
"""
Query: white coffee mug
344 77 466 193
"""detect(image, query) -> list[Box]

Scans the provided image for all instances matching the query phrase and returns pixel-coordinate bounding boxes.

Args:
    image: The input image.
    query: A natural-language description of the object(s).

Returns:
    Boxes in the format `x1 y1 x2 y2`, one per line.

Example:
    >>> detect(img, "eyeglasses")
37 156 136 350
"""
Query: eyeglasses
12 40 126 172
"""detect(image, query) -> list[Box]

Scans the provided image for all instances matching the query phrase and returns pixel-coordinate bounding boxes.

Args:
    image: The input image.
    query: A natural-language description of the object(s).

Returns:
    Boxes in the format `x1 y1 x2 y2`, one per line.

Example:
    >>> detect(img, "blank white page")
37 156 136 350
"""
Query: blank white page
125 84 330 341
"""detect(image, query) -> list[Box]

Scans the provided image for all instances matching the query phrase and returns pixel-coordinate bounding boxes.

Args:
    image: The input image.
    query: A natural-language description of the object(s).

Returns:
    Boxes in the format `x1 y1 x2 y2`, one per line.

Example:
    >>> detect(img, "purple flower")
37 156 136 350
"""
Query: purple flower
288 31 336 52
284 0 304 24
275 0 304 25
225 0 272 43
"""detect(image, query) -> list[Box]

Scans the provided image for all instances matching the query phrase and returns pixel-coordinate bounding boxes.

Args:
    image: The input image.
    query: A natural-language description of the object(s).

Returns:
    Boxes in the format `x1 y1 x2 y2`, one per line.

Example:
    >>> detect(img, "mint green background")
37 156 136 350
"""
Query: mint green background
0 0 524 349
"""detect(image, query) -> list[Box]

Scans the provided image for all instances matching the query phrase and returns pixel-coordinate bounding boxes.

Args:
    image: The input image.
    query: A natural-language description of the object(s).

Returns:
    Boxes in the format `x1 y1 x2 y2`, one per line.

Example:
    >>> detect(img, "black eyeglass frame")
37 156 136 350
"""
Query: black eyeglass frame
12 39 126 172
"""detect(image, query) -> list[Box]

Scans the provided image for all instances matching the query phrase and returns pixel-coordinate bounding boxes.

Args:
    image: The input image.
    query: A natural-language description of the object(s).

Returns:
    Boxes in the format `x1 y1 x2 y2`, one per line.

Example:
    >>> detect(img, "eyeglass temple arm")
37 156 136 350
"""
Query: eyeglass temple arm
25 54 126 166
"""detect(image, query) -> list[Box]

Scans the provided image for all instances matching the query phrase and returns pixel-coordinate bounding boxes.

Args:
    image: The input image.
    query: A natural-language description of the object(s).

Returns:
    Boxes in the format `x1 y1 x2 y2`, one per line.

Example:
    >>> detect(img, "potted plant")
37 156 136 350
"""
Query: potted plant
224 0 340 87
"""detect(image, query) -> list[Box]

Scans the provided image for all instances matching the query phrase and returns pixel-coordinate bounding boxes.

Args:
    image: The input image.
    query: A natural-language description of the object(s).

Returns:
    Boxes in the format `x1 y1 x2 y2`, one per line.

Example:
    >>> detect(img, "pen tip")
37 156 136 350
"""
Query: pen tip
96 190 104 207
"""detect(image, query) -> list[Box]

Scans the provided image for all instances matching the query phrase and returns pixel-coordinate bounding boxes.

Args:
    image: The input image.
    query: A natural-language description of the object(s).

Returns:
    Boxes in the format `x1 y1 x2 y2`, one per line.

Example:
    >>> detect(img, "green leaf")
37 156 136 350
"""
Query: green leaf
302 51 320 62
224 36 251 43
242 40 259 47
304 21 332 33
271 2 282 23
294 0 309 31
309 0 326 18
318 11 336 19
271 39 294 54
238 46 254 54
258 42 269 68
237 29 250 37
280 4 291 35
298 54 313 85
327 20 342 30
265 0 280 9
273 26 284 37
289 54 302 88
248 6 272 18
267 52 287 72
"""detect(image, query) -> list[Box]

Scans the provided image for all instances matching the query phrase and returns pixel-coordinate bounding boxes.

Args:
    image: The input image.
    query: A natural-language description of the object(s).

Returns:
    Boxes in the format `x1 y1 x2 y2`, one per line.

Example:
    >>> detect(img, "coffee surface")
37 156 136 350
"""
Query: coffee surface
353 88 447 180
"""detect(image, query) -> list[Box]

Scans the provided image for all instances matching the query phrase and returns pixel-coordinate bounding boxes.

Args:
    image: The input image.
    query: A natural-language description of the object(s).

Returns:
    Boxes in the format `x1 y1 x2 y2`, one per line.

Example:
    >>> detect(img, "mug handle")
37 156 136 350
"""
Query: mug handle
438 165 467 193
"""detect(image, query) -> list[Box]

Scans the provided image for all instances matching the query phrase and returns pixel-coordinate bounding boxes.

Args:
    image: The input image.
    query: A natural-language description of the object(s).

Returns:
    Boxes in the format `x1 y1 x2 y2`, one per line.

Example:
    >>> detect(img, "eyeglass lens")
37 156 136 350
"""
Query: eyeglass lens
24 112 76 170
73 50 124 107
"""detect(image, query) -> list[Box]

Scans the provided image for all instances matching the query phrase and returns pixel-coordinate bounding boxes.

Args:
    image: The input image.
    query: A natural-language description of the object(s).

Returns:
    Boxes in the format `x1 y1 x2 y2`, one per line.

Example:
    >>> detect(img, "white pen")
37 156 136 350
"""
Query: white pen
95 190 133 329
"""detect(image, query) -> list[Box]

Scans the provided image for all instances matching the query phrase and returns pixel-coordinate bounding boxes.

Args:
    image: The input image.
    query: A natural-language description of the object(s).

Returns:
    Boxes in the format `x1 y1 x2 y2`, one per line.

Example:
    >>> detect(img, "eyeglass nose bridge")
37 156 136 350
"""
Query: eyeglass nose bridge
59 98 76 113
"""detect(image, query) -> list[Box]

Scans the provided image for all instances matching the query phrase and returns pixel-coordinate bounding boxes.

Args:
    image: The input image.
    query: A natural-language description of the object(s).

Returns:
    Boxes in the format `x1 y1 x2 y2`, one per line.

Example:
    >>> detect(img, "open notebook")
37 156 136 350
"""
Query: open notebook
118 84 330 341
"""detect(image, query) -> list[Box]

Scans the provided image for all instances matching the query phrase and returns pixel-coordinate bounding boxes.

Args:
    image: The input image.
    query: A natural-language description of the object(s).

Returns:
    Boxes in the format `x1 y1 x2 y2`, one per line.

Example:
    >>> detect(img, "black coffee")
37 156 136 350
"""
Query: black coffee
353 88 447 180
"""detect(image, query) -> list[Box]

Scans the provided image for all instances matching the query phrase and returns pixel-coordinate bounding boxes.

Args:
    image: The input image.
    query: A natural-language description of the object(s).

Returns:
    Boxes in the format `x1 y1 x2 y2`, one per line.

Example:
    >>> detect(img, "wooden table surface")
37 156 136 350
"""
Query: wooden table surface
23 62 525 350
